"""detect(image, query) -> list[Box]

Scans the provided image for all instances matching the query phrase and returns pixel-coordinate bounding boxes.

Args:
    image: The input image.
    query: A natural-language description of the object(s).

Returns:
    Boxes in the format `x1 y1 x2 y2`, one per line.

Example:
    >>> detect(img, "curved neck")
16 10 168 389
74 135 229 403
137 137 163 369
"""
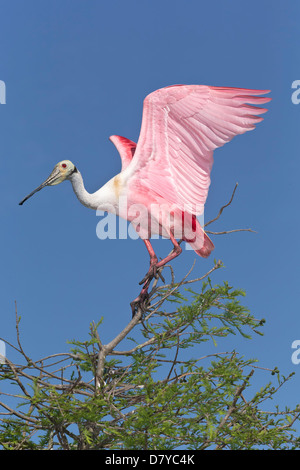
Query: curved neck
69 171 97 209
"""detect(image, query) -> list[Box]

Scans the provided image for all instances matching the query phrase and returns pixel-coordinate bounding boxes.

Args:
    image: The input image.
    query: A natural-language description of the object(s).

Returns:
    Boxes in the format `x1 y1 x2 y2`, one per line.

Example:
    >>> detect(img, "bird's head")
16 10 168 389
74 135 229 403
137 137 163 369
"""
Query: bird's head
19 160 77 205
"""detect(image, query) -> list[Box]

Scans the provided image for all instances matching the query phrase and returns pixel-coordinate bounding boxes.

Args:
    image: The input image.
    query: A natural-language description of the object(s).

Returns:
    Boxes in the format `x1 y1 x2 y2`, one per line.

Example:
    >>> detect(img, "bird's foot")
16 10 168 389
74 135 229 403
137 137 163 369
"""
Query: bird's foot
139 264 165 286
130 288 150 318
132 260 165 317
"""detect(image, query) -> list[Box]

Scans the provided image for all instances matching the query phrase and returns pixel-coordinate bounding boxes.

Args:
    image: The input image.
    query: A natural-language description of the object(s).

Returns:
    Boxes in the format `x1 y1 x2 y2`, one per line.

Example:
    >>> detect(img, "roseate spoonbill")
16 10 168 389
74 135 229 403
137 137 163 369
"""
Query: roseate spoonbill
19 85 271 311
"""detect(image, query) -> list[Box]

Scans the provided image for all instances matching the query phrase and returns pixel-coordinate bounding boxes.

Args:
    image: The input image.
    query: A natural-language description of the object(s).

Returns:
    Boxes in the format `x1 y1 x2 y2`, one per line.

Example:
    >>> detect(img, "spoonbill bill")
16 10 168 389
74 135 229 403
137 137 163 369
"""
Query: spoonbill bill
19 84 271 310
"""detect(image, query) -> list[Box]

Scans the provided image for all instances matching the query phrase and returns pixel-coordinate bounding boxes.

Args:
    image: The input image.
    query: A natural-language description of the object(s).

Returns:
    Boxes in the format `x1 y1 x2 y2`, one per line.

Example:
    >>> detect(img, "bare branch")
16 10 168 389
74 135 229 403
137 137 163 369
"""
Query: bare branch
206 228 257 235
204 182 239 228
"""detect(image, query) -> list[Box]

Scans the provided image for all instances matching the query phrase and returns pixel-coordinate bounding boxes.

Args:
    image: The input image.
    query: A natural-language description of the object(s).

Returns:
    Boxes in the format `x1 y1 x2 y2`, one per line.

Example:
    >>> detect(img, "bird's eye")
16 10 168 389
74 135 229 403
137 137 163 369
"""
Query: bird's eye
62 163 67 169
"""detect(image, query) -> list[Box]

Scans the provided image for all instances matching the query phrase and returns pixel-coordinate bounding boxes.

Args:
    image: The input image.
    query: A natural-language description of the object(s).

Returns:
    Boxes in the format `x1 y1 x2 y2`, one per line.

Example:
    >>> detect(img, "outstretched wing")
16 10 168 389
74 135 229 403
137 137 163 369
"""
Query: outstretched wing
109 135 137 171
126 85 271 214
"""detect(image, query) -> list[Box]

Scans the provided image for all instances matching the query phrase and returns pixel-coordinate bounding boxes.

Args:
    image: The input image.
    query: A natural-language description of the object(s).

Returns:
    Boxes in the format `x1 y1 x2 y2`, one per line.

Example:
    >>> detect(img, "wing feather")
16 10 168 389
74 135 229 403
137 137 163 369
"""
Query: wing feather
126 85 271 214
109 135 136 170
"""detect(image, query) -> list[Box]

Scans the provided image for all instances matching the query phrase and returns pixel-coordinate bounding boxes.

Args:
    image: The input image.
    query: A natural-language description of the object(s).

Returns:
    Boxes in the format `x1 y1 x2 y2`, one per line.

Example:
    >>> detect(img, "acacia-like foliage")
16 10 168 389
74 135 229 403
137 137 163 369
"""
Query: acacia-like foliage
0 260 299 450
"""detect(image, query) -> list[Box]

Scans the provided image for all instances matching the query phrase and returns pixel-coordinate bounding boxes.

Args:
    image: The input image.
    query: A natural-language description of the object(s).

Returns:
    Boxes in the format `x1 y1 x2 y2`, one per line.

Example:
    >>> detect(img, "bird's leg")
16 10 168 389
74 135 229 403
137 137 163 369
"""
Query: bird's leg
155 232 182 268
132 234 182 317
132 240 160 317
139 239 159 285
139 233 182 286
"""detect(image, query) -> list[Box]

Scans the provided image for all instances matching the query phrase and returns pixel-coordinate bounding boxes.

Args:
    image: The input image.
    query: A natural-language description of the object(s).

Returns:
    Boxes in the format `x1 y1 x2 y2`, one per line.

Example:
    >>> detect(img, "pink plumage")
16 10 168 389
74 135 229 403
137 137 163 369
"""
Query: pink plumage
110 85 271 260
109 135 136 171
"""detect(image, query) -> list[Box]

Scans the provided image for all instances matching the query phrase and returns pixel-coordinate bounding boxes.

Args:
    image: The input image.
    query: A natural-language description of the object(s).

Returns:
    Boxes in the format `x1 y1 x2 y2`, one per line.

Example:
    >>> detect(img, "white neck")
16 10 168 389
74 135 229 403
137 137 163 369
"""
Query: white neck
69 171 98 209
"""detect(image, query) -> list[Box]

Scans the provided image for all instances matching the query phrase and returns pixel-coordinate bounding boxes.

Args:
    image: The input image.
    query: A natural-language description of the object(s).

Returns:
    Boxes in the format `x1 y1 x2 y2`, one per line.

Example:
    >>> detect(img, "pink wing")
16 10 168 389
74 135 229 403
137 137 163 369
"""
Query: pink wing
109 135 137 171
126 85 271 214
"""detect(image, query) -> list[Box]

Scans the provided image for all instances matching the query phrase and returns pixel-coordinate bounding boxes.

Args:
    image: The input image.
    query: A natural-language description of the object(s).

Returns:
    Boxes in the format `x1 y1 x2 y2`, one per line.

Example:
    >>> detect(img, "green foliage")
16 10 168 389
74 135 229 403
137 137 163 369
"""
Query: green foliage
0 275 299 450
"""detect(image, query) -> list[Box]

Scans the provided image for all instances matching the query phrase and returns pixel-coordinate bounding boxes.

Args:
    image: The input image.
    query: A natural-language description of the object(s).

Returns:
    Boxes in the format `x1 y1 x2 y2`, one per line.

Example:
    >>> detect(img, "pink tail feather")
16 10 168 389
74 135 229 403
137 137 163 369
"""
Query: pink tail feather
186 231 214 258
181 214 214 258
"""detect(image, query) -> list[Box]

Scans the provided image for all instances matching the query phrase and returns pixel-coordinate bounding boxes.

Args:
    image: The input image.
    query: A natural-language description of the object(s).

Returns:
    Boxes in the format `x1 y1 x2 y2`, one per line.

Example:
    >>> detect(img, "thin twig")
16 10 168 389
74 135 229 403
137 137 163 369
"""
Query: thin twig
14 301 32 364
204 182 238 228
206 228 257 235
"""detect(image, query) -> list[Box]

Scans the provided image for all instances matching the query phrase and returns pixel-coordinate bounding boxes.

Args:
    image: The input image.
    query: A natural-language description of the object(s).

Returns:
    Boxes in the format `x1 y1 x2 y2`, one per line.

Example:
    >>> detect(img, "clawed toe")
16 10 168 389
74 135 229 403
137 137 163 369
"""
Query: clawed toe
139 265 165 286
130 290 150 317
139 265 157 285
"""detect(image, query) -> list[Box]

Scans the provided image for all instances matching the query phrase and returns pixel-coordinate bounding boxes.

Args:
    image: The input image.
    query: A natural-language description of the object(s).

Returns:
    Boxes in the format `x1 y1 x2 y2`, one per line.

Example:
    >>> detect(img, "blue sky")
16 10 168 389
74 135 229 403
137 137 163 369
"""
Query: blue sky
1 0 300 421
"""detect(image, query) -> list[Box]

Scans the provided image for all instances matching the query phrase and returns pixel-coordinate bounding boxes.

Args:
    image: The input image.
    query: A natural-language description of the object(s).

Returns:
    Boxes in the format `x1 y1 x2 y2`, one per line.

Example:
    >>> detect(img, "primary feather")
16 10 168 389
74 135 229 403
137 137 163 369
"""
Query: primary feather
123 85 270 215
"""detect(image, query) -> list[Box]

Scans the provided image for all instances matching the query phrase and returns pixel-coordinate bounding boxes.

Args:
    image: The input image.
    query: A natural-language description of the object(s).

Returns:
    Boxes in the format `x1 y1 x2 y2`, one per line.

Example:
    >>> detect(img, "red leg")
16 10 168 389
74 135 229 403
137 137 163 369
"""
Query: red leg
139 239 159 284
131 234 182 317
140 234 182 284
131 240 157 317
156 232 182 268
144 239 158 267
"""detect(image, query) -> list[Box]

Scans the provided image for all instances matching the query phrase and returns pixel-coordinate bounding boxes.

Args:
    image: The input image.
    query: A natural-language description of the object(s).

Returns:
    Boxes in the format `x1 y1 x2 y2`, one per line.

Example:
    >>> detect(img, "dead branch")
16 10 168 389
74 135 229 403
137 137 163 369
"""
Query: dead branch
204 182 239 228
206 228 257 235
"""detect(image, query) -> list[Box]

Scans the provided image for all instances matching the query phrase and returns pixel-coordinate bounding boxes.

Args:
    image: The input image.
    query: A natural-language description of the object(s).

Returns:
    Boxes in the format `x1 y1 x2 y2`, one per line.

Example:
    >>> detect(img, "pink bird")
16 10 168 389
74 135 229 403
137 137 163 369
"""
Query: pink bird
19 85 271 312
